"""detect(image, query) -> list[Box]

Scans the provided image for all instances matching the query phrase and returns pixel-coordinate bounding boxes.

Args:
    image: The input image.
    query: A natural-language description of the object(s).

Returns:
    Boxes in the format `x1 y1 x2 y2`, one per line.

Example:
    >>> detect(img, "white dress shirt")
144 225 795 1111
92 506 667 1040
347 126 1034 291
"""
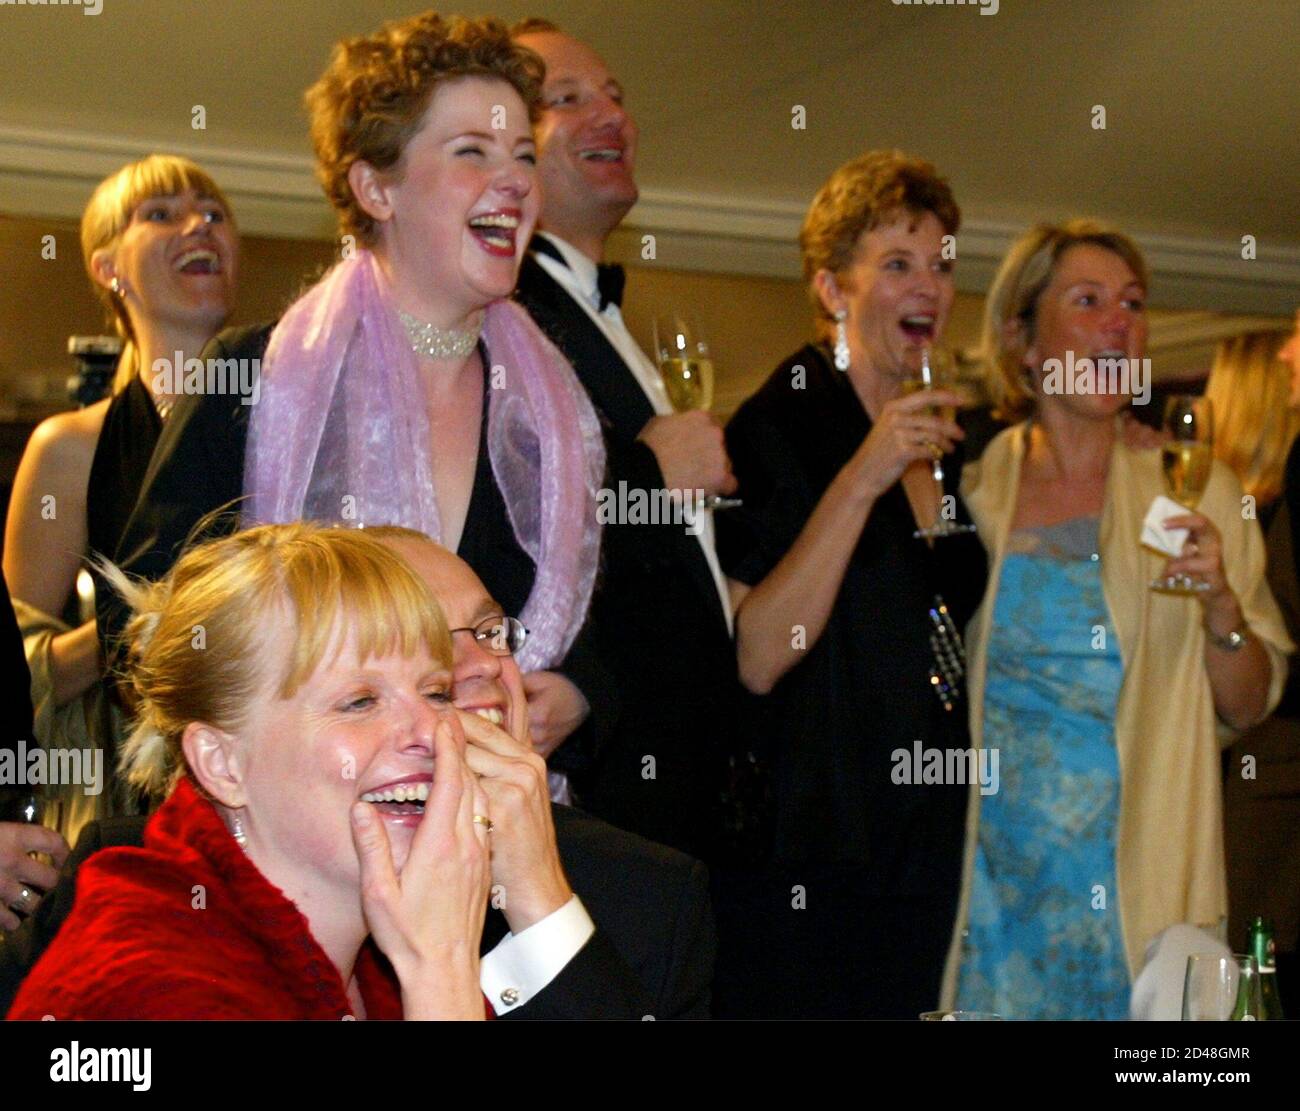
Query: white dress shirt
531 232 734 632
480 894 595 1013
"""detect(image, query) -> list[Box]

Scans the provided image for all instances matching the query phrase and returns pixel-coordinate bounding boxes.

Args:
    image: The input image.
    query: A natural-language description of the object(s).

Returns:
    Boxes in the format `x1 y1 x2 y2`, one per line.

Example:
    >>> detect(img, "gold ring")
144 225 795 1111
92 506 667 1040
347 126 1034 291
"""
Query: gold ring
472 814 494 833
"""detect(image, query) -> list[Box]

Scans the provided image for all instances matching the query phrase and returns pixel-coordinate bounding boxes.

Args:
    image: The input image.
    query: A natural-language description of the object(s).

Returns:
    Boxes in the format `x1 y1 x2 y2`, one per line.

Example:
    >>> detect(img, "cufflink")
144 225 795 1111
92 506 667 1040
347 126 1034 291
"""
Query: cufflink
500 987 520 1007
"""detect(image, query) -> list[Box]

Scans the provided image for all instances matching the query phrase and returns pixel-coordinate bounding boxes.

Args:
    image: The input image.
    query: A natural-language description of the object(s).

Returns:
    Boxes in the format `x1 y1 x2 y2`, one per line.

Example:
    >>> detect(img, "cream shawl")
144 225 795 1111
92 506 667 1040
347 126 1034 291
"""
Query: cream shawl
941 421 1293 1004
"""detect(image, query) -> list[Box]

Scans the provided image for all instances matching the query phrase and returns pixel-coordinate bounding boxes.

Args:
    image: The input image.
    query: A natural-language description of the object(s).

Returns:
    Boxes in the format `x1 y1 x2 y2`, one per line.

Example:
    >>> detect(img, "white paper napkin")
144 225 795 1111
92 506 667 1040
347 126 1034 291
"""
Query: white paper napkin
1130 924 1230 1020
1141 494 1191 558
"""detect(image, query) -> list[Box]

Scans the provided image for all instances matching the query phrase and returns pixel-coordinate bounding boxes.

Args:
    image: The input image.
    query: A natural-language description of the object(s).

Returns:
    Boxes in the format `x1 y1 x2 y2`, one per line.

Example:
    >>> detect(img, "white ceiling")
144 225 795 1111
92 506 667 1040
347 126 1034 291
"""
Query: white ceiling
1 0 1298 311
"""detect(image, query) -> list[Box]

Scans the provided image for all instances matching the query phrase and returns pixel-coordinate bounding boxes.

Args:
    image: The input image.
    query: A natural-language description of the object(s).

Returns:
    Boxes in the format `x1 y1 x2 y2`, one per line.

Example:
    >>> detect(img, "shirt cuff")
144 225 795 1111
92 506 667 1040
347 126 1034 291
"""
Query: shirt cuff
480 895 595 1013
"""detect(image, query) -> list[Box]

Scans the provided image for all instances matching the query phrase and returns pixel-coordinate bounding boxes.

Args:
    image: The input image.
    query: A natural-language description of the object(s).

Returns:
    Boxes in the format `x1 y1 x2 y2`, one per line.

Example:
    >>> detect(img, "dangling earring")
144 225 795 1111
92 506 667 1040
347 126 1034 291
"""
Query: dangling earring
833 310 850 372
229 811 248 851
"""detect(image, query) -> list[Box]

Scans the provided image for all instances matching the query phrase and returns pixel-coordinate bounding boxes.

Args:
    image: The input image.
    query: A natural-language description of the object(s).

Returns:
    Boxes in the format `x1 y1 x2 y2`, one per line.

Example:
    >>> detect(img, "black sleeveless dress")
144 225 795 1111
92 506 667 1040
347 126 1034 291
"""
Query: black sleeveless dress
84 373 162 784
86 374 163 565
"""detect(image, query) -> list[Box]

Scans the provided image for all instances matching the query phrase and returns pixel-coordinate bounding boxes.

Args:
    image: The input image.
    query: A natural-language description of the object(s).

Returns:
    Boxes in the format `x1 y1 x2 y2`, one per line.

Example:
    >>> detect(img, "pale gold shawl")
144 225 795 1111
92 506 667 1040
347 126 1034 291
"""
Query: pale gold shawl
12 598 125 848
942 421 1293 1004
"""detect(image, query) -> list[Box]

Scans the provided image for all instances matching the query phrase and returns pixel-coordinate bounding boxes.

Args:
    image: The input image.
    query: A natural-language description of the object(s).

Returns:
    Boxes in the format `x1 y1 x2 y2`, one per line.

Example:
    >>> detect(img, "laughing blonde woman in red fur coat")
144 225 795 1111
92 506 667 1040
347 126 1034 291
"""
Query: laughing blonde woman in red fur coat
8 524 495 1020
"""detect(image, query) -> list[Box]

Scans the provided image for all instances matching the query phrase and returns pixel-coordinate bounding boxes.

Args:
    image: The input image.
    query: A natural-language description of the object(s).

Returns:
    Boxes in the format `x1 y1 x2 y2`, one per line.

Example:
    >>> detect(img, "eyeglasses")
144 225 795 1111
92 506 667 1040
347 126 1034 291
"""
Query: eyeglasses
448 615 528 657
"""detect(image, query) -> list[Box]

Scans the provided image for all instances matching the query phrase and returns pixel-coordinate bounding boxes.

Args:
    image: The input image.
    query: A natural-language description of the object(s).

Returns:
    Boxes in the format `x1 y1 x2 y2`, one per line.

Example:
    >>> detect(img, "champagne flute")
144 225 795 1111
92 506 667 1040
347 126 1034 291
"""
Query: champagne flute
902 347 977 541
653 313 714 413
1182 953 1262 1020
1150 395 1214 594
651 313 740 510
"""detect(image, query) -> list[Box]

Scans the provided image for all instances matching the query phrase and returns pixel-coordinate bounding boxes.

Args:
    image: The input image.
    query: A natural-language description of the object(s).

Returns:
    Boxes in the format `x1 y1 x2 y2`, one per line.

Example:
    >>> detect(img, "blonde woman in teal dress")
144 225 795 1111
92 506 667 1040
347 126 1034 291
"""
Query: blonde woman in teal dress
945 221 1292 1019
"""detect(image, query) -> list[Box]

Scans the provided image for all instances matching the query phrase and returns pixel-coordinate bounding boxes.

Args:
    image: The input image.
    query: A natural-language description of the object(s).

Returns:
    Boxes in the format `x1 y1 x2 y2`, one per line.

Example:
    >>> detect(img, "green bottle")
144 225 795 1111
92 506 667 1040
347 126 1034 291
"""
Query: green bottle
1247 916 1285 1020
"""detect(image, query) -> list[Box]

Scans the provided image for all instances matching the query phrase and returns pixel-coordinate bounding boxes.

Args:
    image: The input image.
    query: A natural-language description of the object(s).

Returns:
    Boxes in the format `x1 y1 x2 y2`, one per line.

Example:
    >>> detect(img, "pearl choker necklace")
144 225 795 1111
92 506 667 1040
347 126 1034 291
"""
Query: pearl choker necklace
398 310 482 360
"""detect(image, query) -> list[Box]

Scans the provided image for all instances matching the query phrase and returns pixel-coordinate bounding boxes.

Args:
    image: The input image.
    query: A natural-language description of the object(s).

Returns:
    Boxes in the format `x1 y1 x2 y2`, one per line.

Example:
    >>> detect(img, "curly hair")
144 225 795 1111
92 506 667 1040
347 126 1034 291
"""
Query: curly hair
306 11 545 244
800 150 960 337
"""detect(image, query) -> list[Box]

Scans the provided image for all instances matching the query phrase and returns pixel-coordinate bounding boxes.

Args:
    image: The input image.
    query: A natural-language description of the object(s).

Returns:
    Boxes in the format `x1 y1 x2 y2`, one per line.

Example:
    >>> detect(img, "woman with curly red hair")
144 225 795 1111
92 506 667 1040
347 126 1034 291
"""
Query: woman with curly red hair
109 13 606 778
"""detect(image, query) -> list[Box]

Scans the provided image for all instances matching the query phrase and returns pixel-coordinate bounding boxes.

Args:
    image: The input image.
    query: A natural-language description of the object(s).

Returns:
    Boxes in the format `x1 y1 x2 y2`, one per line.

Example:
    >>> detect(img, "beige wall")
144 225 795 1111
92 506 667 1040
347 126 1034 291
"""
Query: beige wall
619 267 988 418
620 265 807 417
0 210 1261 427
0 214 336 416
0 212 830 420
0 215 106 411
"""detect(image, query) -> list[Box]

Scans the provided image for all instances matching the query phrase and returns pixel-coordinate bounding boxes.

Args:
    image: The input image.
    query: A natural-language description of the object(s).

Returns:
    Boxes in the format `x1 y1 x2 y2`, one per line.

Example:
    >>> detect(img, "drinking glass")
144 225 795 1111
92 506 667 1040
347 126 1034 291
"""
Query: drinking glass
1151 395 1214 593
903 347 976 541
652 313 714 413
1182 953 1262 1020
651 313 740 510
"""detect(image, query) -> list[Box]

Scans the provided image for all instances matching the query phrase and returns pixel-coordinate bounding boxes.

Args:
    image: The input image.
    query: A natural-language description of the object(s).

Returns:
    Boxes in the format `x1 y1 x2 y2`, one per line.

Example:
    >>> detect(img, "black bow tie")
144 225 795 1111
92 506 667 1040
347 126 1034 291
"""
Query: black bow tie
596 263 625 310
529 236 624 310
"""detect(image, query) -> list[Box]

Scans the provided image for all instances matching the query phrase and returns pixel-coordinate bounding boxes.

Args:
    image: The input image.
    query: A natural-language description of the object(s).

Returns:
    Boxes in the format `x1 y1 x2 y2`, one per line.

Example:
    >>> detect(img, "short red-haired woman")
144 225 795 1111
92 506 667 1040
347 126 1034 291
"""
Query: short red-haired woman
714 150 987 1019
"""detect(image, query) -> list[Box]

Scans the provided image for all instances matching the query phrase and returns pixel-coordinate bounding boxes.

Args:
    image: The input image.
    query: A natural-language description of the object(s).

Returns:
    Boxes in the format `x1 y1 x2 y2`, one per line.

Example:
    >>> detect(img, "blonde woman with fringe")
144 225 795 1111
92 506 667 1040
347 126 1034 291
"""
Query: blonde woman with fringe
1 155 238 854
8 523 499 1019
945 220 1292 1019
1209 325 1300 966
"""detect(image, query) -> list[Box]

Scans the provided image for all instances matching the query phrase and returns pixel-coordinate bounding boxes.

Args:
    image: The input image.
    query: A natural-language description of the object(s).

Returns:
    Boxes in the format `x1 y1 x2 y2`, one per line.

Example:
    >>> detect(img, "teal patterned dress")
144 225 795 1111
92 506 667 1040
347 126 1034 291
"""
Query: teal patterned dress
955 516 1131 1020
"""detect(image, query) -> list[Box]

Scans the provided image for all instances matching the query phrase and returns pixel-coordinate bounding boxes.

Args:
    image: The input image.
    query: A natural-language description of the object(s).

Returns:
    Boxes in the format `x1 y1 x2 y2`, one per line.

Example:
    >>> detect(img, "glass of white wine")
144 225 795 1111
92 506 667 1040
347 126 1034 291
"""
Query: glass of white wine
652 313 740 510
902 347 977 541
1150 394 1214 594
653 313 714 413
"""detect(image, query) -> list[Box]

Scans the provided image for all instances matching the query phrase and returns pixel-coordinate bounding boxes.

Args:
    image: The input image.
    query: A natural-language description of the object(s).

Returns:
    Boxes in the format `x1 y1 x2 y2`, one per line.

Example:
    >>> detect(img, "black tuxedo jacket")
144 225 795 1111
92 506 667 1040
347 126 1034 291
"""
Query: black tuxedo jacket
0 803 713 1019
514 255 740 857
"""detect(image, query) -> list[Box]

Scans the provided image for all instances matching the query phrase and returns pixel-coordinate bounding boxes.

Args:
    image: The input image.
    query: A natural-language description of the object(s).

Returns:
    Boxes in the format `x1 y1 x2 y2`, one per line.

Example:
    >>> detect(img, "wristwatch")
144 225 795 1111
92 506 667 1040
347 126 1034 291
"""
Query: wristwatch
1205 626 1249 652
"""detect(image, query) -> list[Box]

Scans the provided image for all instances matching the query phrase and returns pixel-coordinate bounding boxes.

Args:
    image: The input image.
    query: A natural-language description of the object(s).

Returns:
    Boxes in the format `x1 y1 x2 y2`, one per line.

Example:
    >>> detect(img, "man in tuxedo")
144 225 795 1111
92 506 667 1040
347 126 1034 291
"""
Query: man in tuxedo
1 543 714 1020
510 21 742 858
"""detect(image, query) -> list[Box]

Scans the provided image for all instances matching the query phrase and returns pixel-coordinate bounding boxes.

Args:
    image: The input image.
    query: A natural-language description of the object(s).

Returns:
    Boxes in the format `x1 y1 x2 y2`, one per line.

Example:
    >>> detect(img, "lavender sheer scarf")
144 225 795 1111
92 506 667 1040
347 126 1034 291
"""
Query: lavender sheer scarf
243 250 605 673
